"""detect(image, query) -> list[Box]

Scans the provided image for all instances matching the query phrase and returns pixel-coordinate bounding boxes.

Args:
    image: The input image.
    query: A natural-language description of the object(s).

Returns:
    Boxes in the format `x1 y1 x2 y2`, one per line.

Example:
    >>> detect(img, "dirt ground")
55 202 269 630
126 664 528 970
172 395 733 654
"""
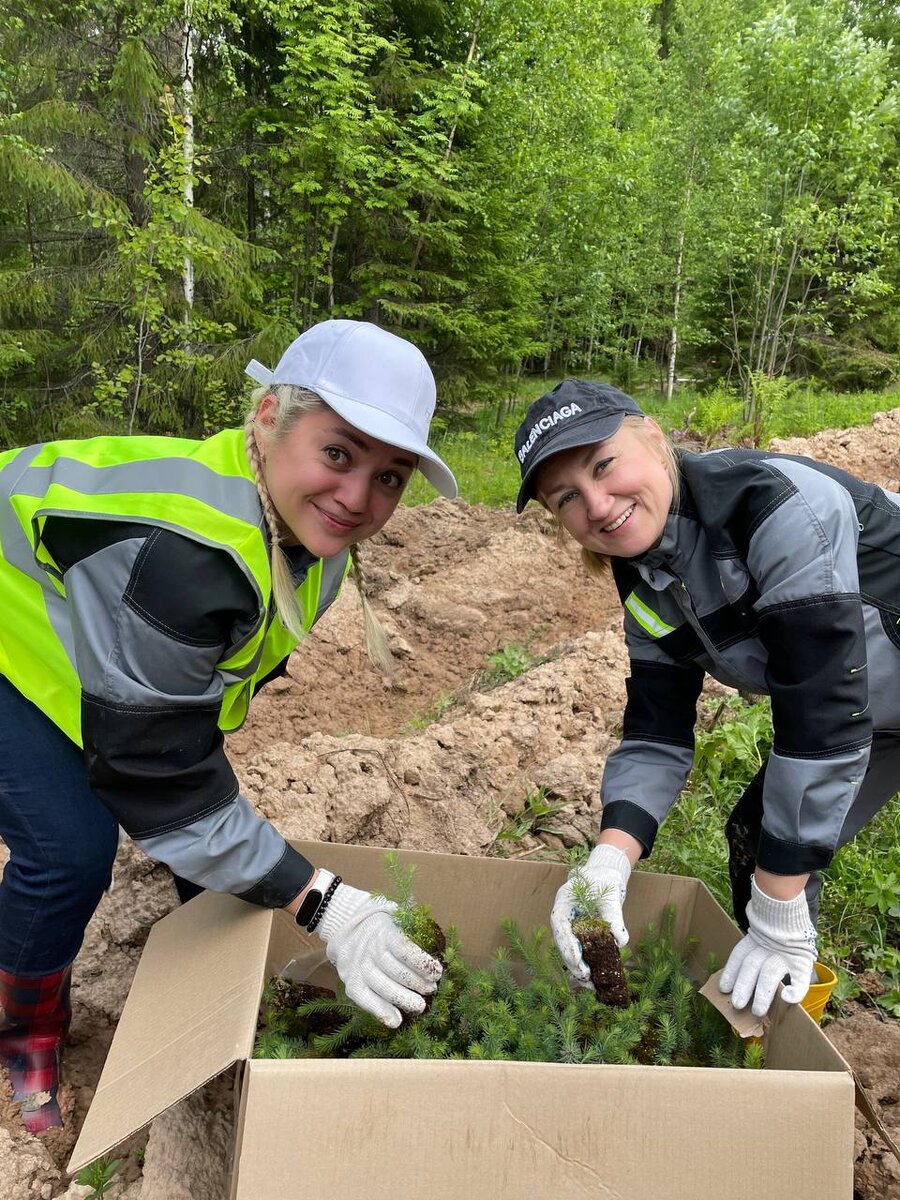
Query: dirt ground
2 411 900 1199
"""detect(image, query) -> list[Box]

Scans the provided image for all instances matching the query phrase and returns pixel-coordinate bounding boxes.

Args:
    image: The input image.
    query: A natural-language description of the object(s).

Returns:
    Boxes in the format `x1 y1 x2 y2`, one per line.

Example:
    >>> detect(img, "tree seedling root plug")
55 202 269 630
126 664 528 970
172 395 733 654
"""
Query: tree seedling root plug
379 851 447 1021
569 868 630 1007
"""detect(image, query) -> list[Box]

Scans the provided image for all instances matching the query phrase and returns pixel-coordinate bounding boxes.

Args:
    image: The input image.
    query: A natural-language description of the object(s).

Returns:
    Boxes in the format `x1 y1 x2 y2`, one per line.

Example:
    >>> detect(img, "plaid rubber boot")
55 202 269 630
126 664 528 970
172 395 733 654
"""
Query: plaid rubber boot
0 966 72 1133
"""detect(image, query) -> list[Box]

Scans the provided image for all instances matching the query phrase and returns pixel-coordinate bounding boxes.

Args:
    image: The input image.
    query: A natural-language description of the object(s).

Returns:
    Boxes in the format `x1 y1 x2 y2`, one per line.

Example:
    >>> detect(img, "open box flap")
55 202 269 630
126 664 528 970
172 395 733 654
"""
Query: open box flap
69 891 278 1173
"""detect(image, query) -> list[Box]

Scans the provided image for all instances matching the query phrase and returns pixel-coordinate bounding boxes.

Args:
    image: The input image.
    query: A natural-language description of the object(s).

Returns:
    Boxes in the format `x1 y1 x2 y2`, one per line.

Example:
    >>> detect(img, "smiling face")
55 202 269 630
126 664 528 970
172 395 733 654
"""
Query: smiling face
535 419 673 558
254 395 416 557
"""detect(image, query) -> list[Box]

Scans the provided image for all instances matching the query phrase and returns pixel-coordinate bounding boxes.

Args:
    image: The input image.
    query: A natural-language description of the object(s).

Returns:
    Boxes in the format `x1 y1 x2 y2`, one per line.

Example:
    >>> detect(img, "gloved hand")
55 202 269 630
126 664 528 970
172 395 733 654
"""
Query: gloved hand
719 876 817 1018
314 882 442 1028
551 844 632 987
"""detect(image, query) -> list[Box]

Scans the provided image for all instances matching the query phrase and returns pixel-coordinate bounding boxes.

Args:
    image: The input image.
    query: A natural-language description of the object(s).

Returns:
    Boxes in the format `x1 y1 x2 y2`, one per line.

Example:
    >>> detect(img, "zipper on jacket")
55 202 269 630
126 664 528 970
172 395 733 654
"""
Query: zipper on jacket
669 577 762 692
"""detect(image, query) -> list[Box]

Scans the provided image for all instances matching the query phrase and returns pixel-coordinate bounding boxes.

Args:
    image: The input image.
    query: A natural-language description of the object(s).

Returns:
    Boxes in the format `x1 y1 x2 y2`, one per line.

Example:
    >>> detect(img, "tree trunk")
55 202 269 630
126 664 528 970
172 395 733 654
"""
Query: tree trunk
410 0 486 274
665 227 685 403
326 221 340 312
544 295 559 378
182 5 195 325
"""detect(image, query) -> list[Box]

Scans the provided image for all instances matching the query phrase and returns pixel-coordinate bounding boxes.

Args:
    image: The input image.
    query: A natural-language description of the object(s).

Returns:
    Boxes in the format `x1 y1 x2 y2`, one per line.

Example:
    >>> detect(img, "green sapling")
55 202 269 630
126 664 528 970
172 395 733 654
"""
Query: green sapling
569 867 630 1007
380 851 447 961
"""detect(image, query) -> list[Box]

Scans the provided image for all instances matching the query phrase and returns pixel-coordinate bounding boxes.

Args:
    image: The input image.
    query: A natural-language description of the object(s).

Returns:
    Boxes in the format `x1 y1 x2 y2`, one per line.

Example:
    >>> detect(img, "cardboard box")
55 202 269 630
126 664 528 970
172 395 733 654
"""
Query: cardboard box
70 842 856 1199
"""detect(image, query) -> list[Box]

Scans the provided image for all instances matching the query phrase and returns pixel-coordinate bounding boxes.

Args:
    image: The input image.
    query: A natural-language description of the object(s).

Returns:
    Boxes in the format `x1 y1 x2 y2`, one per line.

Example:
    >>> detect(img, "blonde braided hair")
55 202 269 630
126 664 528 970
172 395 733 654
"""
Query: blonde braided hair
245 383 395 671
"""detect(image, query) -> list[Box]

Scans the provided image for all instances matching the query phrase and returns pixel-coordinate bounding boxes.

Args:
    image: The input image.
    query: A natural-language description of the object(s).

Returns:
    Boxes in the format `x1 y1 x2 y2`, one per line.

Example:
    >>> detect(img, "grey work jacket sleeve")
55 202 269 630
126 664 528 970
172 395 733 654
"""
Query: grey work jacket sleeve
747 460 872 874
60 524 313 906
599 592 705 856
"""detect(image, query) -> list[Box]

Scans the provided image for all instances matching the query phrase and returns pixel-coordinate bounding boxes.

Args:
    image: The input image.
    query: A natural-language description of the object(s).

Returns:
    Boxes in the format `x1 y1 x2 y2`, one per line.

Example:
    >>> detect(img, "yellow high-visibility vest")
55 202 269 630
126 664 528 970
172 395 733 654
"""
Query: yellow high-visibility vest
0 428 350 743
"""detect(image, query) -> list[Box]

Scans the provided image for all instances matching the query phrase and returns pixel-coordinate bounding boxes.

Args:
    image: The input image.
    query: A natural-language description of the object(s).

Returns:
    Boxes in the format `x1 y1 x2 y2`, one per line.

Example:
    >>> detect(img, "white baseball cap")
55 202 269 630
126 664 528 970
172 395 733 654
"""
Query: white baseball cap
245 320 457 499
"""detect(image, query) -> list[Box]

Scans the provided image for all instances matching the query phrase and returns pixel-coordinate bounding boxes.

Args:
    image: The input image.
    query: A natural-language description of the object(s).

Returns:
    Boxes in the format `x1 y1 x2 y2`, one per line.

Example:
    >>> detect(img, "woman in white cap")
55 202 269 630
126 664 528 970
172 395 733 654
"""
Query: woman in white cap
0 320 456 1132
514 379 900 1024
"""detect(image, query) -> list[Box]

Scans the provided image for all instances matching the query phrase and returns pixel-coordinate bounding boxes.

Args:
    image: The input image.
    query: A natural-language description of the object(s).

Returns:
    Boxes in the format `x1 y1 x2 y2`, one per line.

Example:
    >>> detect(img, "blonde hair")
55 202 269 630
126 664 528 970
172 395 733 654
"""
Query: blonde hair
245 383 394 673
542 415 681 580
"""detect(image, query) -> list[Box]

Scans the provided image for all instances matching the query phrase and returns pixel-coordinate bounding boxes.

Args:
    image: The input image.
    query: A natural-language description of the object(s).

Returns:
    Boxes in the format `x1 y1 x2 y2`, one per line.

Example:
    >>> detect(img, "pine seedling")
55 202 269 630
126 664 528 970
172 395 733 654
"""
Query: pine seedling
555 1012 585 1063
307 1006 386 1057
567 868 631 1008
254 897 760 1072
654 1013 679 1065
743 1040 765 1070
381 852 446 960
500 918 553 979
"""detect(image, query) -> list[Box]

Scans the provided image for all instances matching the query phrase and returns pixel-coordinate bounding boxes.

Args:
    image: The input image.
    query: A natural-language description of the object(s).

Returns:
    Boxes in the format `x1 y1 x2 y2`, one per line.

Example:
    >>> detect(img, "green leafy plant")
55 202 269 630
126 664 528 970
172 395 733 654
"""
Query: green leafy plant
75 1157 123 1199
478 639 544 689
403 691 457 733
651 693 900 1020
496 787 565 843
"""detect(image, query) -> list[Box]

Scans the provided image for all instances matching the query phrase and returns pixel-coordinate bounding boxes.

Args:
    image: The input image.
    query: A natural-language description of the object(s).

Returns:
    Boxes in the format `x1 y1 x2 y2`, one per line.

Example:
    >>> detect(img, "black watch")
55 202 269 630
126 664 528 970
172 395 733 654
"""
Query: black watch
295 869 337 931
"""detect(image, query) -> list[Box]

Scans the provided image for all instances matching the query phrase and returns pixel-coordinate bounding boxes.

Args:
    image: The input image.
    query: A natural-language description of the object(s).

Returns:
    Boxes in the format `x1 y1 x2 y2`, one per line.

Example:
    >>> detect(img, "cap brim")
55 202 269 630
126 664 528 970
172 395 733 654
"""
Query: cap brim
515 412 627 512
317 389 458 500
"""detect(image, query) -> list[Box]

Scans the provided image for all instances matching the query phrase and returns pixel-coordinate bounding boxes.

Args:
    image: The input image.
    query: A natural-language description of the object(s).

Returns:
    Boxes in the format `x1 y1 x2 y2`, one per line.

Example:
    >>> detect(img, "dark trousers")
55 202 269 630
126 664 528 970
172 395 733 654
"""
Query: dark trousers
0 676 200 976
726 733 900 930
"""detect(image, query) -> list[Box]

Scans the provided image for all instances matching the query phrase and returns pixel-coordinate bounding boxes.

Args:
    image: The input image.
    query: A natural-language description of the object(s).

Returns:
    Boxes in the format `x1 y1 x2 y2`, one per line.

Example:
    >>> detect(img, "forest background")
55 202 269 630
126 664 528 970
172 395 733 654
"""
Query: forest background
1 0 899 451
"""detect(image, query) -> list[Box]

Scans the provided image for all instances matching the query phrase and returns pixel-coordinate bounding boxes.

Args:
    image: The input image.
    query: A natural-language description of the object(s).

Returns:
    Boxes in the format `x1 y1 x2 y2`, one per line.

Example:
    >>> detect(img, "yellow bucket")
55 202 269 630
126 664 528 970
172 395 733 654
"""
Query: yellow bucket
801 962 838 1023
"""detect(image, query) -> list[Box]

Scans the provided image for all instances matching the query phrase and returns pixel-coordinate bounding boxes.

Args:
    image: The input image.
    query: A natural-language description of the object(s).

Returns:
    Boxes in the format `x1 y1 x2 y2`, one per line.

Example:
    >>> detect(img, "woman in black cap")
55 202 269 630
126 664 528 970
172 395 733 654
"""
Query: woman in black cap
514 379 900 1019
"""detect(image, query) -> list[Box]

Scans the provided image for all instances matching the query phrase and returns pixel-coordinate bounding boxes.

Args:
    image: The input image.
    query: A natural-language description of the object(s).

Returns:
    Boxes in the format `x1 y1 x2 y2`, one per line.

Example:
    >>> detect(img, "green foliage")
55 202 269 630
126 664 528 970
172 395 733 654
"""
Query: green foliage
649 693 900 1019
377 851 444 957
254 905 758 1070
1 2 898 443
403 691 457 732
75 1157 123 1199
668 381 900 448
692 697 773 808
568 867 615 929
478 638 544 689
820 799 900 1018
495 787 564 843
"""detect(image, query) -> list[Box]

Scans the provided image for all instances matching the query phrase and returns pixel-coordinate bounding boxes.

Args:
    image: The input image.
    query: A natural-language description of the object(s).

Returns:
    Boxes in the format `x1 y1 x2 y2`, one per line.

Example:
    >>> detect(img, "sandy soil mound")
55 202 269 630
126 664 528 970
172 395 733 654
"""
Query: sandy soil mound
227 500 619 755
770 406 900 490
3 413 900 1199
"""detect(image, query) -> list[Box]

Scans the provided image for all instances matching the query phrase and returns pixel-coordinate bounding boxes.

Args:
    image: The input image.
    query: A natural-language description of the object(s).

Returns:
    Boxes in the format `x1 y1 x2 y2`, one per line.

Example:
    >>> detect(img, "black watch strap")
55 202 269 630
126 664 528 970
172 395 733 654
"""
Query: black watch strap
295 870 341 932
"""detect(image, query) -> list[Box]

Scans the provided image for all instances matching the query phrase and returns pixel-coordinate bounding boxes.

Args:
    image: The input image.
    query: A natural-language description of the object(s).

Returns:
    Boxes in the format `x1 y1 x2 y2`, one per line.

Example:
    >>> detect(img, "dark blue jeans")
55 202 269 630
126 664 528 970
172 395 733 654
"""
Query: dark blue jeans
0 675 119 976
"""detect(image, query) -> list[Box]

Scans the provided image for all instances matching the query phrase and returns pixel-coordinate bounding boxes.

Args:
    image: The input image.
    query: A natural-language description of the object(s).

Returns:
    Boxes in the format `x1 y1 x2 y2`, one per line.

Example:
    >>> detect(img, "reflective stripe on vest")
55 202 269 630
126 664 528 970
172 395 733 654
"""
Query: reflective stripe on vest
0 429 350 742
624 590 675 639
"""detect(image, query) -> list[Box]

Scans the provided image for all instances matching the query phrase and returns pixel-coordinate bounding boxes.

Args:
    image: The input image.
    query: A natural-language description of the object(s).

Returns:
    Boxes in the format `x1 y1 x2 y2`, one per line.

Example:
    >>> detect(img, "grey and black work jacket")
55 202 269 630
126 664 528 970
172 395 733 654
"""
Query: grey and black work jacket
603 447 900 875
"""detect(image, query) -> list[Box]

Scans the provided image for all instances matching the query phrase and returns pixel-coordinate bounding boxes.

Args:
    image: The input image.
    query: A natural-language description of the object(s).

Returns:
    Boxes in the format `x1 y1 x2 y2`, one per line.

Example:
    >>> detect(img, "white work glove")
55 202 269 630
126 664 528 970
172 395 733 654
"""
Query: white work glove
719 876 817 1018
551 844 632 987
314 882 442 1028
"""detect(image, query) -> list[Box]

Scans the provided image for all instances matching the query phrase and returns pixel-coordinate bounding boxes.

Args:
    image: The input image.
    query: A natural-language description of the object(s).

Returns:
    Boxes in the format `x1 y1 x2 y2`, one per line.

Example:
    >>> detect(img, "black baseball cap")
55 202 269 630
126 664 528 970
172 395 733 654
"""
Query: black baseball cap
514 379 644 512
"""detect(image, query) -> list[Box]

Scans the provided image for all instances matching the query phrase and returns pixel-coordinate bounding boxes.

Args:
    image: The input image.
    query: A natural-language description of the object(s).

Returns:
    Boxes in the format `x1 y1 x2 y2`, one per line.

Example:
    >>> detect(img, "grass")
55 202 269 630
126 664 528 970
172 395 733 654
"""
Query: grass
405 375 900 509
404 690 457 732
649 695 900 1019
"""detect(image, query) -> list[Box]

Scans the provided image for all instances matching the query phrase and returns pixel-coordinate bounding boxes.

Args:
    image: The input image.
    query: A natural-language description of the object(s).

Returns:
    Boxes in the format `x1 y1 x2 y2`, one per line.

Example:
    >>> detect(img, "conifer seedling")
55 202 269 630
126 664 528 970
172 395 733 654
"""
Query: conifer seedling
380 851 447 962
569 868 631 1008
254 898 761 1072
